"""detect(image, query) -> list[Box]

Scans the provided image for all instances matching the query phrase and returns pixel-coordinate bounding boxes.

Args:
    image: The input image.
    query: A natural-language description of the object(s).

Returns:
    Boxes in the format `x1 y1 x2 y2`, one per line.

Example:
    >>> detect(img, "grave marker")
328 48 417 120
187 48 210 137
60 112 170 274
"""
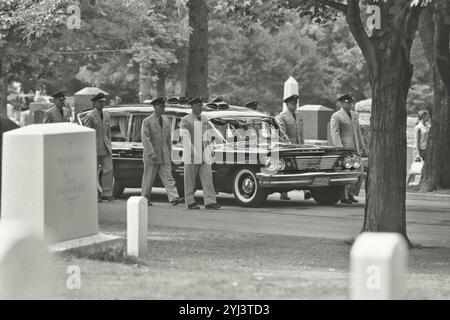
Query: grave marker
127 196 148 257
1 123 98 243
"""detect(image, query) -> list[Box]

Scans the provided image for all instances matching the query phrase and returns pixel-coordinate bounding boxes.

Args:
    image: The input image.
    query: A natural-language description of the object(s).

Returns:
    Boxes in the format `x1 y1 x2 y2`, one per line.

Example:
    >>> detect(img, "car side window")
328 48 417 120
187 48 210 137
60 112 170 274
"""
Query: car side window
130 114 149 142
172 116 182 145
110 115 128 142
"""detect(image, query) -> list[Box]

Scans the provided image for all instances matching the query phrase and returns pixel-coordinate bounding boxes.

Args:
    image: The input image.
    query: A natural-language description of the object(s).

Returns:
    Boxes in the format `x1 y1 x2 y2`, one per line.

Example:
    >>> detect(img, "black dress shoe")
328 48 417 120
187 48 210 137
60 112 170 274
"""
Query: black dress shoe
304 191 312 200
280 195 291 200
101 196 115 201
148 202 153 206
340 199 353 204
188 203 200 210
205 203 221 210
348 195 359 203
170 197 184 206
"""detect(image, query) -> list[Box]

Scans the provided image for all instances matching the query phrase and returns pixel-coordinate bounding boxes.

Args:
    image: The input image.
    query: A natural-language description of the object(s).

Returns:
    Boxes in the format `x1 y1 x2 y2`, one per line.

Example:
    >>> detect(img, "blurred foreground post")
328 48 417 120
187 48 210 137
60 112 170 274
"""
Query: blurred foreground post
0 221 50 299
350 232 408 300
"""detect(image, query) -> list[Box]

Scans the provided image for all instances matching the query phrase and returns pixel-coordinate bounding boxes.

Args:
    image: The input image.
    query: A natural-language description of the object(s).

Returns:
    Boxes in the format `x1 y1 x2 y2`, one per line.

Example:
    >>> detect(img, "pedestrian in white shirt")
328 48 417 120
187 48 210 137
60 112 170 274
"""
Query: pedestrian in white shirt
413 110 431 160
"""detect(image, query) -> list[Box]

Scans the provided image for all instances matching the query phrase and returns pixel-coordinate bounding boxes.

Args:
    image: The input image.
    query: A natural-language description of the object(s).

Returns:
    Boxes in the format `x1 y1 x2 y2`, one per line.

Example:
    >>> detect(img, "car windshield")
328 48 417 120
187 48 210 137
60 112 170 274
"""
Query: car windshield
209 116 289 145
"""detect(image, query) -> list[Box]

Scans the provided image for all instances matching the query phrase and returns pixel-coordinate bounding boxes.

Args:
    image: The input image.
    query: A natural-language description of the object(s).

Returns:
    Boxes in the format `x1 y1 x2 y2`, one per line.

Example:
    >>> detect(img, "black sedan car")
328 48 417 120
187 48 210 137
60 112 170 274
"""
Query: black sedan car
78 99 361 207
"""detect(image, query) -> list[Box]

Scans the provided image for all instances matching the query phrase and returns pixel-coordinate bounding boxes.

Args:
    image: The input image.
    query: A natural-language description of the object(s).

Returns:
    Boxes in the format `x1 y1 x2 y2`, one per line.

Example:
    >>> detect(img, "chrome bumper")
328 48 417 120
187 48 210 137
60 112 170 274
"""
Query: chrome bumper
256 171 361 188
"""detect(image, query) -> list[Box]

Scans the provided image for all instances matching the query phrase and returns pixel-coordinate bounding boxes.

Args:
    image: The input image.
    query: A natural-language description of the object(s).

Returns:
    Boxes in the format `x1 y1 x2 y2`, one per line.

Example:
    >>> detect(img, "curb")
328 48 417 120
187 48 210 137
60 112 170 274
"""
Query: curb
359 190 450 202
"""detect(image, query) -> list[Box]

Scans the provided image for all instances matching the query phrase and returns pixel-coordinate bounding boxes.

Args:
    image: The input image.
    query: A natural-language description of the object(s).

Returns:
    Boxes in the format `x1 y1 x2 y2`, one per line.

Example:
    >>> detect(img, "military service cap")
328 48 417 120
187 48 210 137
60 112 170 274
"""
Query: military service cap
337 93 354 103
188 97 203 105
150 97 166 106
51 90 65 99
91 92 107 102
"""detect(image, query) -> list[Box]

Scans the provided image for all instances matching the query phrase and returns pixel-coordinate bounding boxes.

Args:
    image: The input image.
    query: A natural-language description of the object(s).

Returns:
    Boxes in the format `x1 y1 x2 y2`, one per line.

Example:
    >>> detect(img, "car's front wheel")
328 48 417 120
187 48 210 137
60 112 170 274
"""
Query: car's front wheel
233 168 268 207
310 186 345 205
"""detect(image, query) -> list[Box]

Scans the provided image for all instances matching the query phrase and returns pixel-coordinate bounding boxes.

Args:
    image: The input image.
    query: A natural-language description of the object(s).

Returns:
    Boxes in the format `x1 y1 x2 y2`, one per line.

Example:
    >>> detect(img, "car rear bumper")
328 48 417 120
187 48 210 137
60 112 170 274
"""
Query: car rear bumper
256 171 361 189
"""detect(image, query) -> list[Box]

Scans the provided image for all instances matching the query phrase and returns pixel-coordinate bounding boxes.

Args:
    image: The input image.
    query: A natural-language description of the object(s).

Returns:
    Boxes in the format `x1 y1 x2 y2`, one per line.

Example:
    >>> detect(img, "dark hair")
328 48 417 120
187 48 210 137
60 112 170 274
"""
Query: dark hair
417 110 428 121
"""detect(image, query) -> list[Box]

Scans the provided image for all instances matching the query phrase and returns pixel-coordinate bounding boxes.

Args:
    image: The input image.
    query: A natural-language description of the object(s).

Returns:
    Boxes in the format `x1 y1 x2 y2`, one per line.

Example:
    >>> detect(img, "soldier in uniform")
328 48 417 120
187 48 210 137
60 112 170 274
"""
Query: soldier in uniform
180 97 221 210
141 97 183 206
330 93 367 204
83 93 114 202
276 94 305 200
43 91 71 123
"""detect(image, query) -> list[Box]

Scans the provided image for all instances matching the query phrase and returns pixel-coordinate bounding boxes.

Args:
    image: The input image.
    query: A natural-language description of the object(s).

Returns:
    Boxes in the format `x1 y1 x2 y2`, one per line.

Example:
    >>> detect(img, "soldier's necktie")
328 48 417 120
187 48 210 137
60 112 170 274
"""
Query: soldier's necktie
159 117 163 128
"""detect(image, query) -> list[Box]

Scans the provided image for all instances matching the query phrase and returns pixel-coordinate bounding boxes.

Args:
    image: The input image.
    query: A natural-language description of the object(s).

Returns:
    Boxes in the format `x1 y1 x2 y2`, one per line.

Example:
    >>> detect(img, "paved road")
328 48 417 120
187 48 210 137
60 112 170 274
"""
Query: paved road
99 188 450 248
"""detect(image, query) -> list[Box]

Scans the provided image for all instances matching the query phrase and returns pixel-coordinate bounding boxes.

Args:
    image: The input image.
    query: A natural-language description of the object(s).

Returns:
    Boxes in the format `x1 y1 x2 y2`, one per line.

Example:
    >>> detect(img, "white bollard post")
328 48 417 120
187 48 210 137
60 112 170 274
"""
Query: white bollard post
282 76 299 112
350 232 408 300
127 196 148 257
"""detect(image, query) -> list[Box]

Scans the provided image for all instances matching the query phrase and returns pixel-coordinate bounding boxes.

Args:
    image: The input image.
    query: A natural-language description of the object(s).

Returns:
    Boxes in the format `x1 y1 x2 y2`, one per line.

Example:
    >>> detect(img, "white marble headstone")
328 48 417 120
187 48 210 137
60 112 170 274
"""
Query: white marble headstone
1 123 98 243
350 232 408 300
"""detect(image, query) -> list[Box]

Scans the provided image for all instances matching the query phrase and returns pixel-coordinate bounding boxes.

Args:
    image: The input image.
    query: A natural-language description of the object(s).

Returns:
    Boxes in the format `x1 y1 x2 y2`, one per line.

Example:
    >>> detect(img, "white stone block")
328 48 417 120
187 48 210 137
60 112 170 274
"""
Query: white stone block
0 221 51 299
1 123 98 243
127 196 148 257
350 232 408 300
282 76 299 112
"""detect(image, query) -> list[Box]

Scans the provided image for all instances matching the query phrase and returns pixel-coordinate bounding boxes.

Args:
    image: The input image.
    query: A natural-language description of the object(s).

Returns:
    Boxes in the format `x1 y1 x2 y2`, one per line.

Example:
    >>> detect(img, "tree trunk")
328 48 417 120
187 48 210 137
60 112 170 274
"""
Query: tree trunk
364 60 412 242
186 0 209 100
156 70 166 98
418 5 448 191
0 57 8 118
139 63 152 103
441 93 450 187
420 67 445 191
434 1 450 188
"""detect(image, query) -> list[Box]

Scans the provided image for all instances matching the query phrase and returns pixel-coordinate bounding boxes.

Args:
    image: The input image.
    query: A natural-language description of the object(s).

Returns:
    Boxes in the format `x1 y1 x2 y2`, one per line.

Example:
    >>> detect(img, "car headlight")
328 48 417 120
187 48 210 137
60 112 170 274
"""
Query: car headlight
278 159 286 171
343 156 354 169
352 156 362 169
265 158 279 172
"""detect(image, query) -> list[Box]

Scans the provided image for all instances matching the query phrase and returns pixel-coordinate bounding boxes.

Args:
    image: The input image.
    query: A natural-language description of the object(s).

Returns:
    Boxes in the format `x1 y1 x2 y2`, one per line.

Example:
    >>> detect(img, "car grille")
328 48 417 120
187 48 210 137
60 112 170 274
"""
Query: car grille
295 156 338 170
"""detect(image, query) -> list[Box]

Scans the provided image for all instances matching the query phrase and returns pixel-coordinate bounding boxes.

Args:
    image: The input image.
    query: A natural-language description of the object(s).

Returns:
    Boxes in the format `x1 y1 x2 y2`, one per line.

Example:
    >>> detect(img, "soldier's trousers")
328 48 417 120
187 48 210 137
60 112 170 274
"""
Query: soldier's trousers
347 166 364 197
184 164 217 206
141 163 179 202
98 155 113 197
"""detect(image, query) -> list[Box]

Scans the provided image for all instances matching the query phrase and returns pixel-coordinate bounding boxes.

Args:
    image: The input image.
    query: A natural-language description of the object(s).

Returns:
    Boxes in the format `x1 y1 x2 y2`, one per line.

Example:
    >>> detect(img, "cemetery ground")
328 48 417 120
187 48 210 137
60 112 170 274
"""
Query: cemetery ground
50 190 450 299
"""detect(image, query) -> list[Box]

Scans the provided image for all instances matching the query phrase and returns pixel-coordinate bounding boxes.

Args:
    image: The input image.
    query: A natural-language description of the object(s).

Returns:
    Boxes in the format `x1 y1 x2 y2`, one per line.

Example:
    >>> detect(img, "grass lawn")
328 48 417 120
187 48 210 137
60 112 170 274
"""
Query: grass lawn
50 222 450 300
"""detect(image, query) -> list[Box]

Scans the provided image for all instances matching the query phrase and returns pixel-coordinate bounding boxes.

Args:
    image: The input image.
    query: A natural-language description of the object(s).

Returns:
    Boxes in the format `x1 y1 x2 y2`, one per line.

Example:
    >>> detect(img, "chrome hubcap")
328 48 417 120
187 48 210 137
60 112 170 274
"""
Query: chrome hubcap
241 177 255 195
